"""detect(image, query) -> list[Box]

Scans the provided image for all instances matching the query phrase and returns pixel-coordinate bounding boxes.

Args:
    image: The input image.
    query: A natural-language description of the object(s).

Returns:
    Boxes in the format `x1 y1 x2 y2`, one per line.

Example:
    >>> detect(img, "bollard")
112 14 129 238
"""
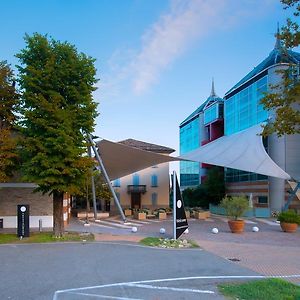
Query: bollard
39 219 42 232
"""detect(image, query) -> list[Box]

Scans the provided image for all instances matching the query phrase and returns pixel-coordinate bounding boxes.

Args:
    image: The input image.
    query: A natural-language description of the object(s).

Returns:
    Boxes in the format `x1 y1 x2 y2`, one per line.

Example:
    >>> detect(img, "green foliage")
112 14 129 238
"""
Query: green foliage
218 278 300 300
278 210 300 224
140 237 199 248
182 185 209 208
203 167 225 205
182 167 225 208
220 196 249 220
0 232 94 244
74 172 112 208
261 0 300 136
0 61 19 181
16 33 98 194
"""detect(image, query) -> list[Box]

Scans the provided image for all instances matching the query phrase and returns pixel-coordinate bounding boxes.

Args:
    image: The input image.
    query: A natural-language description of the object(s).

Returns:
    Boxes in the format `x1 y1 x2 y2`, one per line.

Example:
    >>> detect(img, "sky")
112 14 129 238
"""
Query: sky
0 0 297 172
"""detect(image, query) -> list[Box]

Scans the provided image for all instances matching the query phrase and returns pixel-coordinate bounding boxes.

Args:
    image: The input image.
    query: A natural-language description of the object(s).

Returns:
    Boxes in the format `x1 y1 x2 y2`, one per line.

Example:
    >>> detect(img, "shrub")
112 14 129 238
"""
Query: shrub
277 210 300 225
220 196 249 220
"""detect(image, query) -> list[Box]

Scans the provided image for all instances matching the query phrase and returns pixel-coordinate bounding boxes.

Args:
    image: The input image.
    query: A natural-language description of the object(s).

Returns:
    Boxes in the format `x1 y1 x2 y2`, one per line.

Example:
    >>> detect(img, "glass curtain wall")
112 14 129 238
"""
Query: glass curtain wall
224 76 269 182
180 117 200 187
225 76 268 135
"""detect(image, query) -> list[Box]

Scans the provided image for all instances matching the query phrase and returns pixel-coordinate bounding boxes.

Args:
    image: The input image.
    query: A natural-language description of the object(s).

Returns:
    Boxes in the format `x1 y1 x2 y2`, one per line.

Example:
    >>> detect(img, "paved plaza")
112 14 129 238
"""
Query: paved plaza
69 214 300 284
0 215 299 299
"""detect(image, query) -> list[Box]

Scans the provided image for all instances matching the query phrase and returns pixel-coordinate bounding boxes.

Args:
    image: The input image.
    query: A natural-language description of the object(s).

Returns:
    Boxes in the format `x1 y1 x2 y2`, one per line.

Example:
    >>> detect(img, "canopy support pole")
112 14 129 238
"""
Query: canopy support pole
88 146 98 220
87 134 127 223
173 171 176 240
283 181 300 211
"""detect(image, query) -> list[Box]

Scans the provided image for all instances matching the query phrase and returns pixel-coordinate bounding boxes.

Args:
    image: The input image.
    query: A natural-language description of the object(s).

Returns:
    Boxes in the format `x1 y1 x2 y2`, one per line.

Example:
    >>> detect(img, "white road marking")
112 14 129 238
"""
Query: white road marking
53 274 300 300
107 219 143 227
244 220 257 224
125 283 214 294
125 219 150 225
255 218 280 226
79 220 119 230
65 291 142 299
92 220 132 229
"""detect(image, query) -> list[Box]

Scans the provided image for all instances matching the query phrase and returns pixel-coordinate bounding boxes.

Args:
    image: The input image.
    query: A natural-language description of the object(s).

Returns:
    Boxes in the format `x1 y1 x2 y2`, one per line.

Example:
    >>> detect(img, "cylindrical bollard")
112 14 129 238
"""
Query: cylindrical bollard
39 219 42 232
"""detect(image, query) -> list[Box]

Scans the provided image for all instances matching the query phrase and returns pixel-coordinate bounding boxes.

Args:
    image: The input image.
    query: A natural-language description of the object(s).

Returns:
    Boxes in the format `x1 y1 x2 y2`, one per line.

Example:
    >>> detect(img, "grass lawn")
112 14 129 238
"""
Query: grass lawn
140 237 199 248
0 232 94 244
218 278 300 300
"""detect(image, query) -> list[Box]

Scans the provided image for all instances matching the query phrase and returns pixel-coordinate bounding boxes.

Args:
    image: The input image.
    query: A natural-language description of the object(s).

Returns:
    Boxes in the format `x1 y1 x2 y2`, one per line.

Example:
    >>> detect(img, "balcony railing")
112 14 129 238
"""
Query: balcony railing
127 185 147 194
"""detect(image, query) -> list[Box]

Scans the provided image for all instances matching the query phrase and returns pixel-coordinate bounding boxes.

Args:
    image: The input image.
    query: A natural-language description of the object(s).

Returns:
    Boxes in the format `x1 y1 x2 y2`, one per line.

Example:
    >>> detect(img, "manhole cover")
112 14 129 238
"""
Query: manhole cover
227 258 241 262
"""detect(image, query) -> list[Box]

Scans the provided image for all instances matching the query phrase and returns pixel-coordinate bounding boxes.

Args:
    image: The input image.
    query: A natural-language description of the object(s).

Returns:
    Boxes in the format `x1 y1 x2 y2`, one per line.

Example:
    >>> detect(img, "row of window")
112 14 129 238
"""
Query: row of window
113 174 158 187
225 76 268 135
225 168 267 182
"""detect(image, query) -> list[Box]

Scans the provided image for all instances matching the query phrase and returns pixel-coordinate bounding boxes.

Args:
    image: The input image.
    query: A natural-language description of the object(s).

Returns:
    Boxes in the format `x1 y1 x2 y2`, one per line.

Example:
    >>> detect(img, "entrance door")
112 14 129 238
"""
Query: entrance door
131 193 141 209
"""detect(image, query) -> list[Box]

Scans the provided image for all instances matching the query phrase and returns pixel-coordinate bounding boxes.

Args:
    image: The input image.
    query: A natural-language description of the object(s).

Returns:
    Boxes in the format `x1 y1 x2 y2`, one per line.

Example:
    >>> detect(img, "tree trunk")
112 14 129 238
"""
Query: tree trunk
53 190 64 237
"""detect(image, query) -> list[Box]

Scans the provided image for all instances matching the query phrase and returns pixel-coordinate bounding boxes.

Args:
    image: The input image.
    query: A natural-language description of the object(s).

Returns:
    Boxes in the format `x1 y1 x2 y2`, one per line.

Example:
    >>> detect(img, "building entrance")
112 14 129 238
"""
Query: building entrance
131 193 141 209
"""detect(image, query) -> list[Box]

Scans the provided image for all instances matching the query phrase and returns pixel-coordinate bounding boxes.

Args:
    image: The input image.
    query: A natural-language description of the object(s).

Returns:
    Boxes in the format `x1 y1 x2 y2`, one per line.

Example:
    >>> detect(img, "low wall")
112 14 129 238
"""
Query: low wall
209 204 270 218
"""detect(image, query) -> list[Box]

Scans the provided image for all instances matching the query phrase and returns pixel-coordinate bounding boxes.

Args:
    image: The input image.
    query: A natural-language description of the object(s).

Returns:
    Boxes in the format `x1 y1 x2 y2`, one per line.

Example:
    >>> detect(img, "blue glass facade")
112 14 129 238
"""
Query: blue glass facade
224 76 269 182
225 76 268 135
179 117 200 187
204 102 224 125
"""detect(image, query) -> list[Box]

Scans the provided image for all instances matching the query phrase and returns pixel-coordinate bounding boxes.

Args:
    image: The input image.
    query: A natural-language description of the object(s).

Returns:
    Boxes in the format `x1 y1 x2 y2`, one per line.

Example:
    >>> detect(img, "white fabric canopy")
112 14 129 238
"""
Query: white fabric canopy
179 124 291 180
97 139 184 181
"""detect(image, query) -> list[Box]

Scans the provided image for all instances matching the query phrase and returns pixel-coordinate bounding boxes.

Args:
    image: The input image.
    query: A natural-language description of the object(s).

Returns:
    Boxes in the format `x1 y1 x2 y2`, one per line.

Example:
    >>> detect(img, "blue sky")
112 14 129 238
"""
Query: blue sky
0 0 297 162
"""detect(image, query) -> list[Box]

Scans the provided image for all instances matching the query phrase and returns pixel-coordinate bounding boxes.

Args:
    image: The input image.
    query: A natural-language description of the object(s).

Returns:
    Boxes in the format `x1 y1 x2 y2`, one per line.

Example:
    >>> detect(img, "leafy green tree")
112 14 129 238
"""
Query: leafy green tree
74 171 112 210
17 33 98 236
261 0 300 136
203 167 225 205
0 61 19 182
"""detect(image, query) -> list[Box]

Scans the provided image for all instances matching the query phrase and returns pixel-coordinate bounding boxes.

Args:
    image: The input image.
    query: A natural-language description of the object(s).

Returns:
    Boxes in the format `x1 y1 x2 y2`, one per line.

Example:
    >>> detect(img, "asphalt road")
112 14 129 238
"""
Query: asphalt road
0 242 260 300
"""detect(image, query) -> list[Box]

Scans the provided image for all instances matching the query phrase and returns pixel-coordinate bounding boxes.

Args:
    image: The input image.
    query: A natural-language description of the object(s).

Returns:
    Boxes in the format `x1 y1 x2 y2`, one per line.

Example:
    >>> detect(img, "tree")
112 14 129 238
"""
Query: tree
17 33 98 237
74 171 112 210
203 167 225 205
261 0 300 136
0 61 19 182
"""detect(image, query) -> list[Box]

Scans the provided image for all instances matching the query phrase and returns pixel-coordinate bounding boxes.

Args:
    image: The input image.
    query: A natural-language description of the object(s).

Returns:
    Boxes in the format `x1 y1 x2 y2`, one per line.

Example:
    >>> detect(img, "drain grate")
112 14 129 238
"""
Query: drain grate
227 258 241 262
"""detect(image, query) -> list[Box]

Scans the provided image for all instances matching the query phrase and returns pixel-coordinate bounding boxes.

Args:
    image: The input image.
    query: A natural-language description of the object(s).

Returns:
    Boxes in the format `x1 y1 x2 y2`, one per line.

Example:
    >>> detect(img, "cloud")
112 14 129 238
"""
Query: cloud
132 0 226 94
101 0 276 97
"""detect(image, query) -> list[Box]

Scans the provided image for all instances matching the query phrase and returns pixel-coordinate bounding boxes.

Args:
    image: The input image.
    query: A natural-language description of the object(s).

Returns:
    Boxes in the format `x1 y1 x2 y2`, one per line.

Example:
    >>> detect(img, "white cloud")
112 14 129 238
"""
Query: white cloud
132 0 226 94
102 0 276 97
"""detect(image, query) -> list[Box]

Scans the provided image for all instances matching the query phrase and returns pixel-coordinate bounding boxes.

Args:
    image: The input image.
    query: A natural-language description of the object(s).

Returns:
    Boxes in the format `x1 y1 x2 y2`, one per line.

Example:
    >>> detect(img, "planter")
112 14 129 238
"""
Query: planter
124 209 132 216
280 222 298 233
194 211 208 220
134 212 146 220
228 220 245 233
158 212 167 220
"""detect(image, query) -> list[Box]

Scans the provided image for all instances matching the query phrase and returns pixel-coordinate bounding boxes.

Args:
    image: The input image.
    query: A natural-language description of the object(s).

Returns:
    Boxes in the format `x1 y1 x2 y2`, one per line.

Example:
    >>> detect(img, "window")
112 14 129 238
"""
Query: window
258 196 268 204
133 174 140 185
113 178 121 187
151 175 158 187
151 193 157 206
225 76 268 135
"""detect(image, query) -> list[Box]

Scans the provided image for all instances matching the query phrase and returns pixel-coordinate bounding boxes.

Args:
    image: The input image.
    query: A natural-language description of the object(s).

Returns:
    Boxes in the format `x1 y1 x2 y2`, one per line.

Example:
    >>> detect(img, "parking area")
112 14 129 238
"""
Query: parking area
0 242 262 300
69 214 300 284
0 215 299 299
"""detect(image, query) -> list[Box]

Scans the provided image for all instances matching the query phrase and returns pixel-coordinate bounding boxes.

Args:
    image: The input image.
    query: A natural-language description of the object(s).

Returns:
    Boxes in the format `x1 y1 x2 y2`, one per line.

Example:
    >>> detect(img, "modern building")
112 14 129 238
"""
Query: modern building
180 33 300 213
179 80 224 189
111 139 175 210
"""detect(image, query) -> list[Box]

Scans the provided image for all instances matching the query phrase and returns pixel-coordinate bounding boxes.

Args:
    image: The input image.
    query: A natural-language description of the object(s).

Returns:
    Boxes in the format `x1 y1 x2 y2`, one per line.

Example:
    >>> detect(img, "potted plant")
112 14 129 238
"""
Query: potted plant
277 210 300 233
124 208 132 216
193 207 210 220
220 196 249 233
154 208 167 220
134 208 148 220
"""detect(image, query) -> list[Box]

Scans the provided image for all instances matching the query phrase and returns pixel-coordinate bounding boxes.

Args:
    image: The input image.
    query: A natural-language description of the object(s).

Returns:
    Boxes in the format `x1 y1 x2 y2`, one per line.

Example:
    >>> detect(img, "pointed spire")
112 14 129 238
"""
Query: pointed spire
210 77 216 97
274 22 282 50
